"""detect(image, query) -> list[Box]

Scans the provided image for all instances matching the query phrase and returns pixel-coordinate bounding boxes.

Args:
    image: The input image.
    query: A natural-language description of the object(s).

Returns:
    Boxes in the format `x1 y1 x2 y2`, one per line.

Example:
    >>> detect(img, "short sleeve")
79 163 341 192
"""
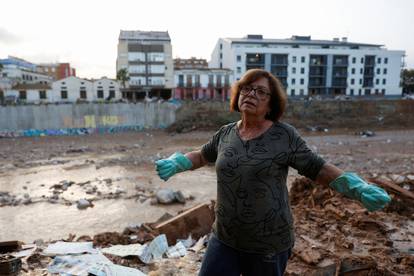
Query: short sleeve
287 127 326 180
201 126 224 163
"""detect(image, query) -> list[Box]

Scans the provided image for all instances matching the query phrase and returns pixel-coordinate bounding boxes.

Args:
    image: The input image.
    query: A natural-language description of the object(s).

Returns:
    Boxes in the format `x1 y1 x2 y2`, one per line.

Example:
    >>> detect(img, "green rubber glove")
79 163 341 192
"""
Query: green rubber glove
329 172 391 212
155 152 192 181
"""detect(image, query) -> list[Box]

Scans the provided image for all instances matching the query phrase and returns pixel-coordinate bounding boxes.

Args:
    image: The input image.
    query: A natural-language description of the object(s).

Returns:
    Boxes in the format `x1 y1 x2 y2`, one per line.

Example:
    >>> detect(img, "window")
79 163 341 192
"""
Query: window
300 78 304 85
300 67 305 74
384 58 388 64
351 79 355 85
350 89 354 95
220 43 223 49
359 79 362 85
351 68 355 74
292 67 296 74
301 56 305 63
292 56 297 63
291 89 295 96
219 53 223 59
39 90 46 99
361 57 364 64
237 67 241 73
352 57 356 64
237 55 241 62
80 90 87 99
109 90 115 98
148 64 165 74
376 68 380 74
129 65 146 73
128 52 145 62
220 62 222 68
360 68 363 74
19 90 27 100
382 89 386 94
61 90 68 99
359 89 362 96
291 78 296 85
383 68 387 74
382 79 386 85
375 79 379 85
377 58 381 64
147 52 164 62
300 89 304 95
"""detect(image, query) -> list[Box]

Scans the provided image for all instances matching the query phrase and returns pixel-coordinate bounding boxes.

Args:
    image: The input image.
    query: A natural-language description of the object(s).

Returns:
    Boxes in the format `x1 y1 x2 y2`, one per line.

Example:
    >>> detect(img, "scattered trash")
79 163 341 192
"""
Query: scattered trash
166 241 187 258
357 130 376 137
155 188 186 204
77 199 94 210
101 243 147 258
155 202 215 245
0 255 21 276
139 234 169 264
43 241 97 256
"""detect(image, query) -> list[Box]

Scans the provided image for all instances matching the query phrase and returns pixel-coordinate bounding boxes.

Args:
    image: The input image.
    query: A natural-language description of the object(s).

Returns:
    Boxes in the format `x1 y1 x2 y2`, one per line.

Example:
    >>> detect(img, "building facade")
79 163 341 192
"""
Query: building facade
116 30 174 101
173 58 233 100
0 56 53 86
3 83 52 104
52 76 121 103
37 63 76 80
210 35 405 97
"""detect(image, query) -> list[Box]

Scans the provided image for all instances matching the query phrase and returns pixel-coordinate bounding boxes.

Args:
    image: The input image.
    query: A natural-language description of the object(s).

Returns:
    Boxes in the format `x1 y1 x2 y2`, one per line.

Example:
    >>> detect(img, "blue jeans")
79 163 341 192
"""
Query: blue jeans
199 235 292 276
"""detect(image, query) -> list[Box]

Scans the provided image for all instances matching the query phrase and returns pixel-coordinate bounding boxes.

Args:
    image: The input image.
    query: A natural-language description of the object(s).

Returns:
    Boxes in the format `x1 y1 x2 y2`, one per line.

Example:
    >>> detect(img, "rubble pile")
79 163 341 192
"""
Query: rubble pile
287 176 414 275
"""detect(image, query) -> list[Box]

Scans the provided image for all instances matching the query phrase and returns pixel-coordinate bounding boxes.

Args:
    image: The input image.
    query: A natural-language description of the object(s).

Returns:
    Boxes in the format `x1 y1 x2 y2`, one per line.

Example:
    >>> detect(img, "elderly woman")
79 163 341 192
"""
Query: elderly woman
155 69 390 276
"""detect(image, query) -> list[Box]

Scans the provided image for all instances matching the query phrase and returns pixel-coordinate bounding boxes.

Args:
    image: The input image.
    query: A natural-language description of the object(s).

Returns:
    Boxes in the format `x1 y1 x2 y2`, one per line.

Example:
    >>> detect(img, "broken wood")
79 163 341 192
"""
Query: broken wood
369 178 414 200
155 202 215 245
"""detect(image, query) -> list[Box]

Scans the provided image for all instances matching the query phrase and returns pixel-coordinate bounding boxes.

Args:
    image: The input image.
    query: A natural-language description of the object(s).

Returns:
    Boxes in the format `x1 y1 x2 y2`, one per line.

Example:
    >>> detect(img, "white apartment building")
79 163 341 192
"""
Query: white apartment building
210 35 405 97
116 30 174 101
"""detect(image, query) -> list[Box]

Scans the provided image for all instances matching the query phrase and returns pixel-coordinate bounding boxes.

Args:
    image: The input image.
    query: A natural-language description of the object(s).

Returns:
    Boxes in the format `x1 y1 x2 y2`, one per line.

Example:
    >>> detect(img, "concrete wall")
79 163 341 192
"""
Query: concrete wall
0 100 413 133
0 102 177 131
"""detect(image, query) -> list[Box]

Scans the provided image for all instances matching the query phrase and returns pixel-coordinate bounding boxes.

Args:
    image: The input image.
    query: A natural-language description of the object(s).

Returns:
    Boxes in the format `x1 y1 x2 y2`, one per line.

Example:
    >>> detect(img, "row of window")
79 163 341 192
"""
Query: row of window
128 52 165 62
17 90 116 100
350 78 387 85
289 88 387 96
237 55 390 65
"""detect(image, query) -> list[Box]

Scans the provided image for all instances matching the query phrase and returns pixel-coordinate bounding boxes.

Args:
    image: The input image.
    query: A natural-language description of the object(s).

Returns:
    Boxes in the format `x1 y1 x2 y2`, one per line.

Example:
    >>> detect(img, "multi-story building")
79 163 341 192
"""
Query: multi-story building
210 35 405 97
37 63 76 80
0 56 53 86
173 57 233 100
116 30 174 101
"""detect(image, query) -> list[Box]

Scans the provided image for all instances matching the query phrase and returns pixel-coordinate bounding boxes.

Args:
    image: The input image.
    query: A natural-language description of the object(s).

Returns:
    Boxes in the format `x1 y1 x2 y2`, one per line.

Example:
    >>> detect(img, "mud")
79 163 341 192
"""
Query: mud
0 128 413 275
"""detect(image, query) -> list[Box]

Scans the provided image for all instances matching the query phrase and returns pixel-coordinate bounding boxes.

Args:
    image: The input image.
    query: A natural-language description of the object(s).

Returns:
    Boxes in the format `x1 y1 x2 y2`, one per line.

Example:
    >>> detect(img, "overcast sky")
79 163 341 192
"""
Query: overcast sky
1 0 413 78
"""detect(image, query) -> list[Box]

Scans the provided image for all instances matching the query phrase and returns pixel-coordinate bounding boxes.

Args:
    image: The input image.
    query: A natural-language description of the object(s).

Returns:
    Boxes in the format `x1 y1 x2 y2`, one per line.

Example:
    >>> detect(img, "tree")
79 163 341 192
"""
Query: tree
116 68 130 89
402 69 414 94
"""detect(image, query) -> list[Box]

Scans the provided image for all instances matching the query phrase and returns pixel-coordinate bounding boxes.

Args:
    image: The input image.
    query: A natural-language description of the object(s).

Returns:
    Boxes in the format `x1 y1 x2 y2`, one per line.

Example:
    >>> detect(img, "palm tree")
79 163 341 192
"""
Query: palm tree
116 68 130 89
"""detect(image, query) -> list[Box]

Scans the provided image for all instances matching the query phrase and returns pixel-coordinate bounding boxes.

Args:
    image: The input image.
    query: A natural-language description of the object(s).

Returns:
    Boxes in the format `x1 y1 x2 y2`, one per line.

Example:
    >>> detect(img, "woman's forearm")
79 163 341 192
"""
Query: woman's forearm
315 163 344 186
185 150 208 170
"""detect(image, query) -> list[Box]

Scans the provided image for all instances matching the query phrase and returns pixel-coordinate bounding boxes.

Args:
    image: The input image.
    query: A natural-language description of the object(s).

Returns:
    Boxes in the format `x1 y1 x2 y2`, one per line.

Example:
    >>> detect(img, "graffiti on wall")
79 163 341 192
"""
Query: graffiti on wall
63 115 125 128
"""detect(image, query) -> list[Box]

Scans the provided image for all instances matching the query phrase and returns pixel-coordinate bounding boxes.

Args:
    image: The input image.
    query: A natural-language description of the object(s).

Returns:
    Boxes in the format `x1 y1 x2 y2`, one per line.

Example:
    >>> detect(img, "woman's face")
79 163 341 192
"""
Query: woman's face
237 77 271 118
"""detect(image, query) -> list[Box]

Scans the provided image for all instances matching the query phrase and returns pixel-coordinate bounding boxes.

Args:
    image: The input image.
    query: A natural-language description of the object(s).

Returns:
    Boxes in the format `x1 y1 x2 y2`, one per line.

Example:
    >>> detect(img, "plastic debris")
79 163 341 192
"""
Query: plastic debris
166 241 187 258
43 241 97 256
139 234 169 264
101 243 147 258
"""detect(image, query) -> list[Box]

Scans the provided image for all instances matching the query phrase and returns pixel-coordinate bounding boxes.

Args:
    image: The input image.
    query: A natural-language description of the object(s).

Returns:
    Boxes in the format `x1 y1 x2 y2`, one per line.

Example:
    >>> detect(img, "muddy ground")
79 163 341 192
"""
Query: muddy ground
0 127 413 275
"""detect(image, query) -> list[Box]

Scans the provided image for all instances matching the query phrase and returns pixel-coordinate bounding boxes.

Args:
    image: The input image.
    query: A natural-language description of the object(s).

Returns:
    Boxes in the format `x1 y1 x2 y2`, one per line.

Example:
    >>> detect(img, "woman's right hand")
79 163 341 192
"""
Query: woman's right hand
155 152 193 181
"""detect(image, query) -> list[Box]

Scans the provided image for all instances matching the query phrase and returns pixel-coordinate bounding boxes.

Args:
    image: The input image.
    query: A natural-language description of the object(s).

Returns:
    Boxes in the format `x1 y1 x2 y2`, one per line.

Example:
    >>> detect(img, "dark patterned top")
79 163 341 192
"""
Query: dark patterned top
201 121 325 254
